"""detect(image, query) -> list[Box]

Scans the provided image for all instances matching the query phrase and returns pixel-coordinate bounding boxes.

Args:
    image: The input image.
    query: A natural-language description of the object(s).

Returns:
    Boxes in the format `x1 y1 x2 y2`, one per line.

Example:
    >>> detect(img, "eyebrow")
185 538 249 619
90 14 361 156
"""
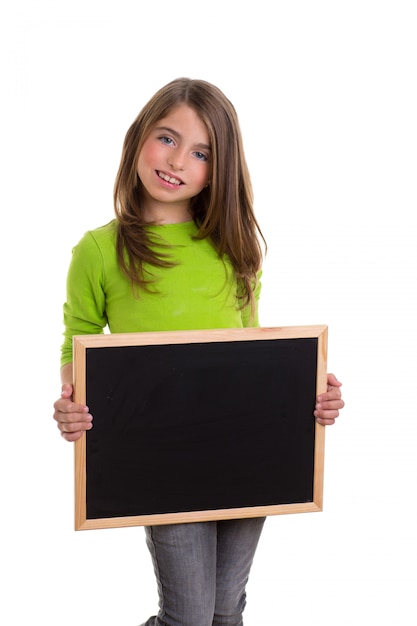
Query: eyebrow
155 126 211 151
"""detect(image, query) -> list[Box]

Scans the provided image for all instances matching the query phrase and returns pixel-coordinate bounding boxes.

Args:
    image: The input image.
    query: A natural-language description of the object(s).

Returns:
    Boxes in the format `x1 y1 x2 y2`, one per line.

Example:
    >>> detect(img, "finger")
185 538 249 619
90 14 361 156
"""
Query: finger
316 399 344 412
58 418 93 434
56 411 93 427
315 415 337 426
53 398 90 417
53 411 90 426
316 395 342 419
61 430 86 442
317 389 343 404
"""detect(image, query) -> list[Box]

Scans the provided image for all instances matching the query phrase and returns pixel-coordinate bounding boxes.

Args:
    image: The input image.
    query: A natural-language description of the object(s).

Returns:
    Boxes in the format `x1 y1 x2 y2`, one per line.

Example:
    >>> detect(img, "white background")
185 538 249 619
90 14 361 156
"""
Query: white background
1 1 416 624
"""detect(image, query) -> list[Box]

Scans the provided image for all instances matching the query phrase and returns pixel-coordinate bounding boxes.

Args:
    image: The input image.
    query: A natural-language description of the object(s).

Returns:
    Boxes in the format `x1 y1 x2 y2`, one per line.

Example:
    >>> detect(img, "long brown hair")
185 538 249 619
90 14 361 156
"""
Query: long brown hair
114 77 266 313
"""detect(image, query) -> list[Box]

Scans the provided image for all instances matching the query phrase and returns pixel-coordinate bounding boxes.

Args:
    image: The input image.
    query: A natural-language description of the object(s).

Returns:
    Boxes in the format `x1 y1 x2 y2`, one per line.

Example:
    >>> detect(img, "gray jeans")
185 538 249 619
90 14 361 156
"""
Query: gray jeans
140 517 266 626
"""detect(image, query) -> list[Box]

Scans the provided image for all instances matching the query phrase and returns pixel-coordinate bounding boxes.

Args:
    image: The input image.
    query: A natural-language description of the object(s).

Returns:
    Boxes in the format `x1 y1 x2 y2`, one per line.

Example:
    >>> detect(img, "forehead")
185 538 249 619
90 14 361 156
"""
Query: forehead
154 104 210 144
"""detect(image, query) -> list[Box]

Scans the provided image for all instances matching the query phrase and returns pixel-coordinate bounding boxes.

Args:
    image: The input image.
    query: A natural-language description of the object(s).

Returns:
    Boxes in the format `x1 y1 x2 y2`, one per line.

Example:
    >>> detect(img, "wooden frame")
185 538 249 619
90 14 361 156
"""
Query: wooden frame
73 325 328 530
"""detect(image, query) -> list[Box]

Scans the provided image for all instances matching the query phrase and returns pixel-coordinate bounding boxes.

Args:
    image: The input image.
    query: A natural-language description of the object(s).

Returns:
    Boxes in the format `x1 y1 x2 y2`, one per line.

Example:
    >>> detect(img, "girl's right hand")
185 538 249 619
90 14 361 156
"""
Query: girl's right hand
53 383 93 442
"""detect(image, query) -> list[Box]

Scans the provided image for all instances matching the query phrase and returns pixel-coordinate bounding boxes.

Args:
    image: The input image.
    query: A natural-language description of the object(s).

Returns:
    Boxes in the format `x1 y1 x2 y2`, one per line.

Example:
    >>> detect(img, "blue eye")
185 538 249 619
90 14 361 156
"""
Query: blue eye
194 151 208 161
160 136 174 145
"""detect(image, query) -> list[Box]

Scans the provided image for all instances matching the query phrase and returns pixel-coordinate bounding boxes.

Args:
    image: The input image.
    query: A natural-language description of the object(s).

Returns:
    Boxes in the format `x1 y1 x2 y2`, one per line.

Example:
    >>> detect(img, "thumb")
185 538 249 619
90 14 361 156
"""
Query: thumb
327 373 342 387
61 383 74 399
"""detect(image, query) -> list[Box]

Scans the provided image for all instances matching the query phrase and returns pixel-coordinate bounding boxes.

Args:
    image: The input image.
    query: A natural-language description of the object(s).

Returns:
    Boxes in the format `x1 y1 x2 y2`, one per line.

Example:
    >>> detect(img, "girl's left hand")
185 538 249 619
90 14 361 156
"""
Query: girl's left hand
314 373 344 425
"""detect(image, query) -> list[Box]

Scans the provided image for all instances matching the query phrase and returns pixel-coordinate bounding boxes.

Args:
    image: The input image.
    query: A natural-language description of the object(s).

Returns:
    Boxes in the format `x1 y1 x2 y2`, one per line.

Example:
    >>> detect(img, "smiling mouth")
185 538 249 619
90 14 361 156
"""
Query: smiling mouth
157 171 183 186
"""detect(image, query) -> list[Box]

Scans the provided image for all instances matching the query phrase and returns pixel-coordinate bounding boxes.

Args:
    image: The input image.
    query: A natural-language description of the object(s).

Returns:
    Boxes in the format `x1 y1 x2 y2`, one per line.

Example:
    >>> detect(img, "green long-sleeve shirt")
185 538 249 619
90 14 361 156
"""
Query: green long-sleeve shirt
61 219 261 366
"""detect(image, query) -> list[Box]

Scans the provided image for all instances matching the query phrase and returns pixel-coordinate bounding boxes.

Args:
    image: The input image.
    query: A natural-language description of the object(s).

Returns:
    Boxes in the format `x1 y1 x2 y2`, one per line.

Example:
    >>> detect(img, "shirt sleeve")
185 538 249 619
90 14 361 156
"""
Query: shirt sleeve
60 232 108 366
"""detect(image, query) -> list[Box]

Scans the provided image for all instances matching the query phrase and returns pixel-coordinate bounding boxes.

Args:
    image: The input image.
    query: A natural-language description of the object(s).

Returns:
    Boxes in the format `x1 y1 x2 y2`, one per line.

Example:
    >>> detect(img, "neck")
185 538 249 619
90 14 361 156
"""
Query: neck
142 193 192 224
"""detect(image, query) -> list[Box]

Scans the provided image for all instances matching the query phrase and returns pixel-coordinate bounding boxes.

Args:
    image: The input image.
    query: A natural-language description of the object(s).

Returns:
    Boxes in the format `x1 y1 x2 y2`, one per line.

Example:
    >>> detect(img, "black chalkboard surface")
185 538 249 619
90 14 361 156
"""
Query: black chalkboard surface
73 326 328 530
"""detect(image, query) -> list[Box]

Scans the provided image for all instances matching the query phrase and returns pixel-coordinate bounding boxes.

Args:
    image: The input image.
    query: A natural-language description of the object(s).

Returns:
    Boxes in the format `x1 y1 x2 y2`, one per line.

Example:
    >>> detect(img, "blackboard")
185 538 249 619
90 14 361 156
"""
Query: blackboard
73 326 328 530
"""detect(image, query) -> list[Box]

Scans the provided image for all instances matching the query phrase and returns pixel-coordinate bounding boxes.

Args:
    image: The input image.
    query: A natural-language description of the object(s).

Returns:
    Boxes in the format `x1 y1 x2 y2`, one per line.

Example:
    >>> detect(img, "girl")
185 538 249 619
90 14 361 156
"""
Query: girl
53 77 344 626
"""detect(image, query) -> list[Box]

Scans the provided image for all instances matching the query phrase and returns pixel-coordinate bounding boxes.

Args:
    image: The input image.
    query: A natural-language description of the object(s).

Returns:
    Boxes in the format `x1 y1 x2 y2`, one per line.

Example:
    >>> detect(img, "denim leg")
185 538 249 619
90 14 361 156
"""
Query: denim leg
139 517 265 626
213 517 265 626
141 521 217 626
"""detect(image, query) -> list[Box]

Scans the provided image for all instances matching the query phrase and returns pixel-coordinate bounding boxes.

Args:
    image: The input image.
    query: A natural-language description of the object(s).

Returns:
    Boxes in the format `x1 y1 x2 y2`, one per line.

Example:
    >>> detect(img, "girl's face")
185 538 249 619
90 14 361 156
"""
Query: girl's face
137 104 211 223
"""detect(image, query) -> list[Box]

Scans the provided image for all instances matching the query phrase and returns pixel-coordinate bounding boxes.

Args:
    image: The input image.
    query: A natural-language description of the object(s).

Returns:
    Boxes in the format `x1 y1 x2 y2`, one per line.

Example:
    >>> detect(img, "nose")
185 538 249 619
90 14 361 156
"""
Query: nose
167 149 185 171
